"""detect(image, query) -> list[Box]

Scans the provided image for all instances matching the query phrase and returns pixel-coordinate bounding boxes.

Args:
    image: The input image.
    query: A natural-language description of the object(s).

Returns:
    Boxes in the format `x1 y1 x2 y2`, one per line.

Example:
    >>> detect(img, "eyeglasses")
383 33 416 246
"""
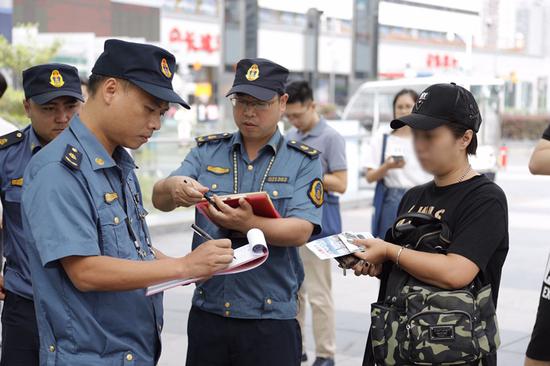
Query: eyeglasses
230 97 275 111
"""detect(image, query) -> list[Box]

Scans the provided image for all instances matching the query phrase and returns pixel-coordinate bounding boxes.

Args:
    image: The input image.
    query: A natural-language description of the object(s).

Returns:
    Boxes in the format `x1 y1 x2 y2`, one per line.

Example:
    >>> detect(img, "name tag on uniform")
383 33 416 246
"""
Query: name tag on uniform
10 178 23 187
104 192 119 204
266 176 289 183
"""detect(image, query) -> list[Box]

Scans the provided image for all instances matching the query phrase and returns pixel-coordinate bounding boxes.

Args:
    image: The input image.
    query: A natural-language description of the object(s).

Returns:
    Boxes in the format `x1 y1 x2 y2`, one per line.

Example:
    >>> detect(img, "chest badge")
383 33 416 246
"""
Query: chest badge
308 178 324 208
207 166 230 175
104 192 119 204
10 178 23 187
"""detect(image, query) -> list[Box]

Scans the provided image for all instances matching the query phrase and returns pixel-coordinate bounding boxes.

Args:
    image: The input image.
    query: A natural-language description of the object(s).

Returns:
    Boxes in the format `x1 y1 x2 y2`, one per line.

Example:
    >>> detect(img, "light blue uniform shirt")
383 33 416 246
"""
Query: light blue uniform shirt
22 116 163 366
170 129 323 319
0 125 42 299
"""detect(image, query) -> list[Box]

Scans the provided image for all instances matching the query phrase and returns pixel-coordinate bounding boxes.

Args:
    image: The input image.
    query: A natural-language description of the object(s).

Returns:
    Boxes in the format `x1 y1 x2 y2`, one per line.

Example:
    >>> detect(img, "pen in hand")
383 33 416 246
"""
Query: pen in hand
183 179 221 211
191 223 214 240
191 224 236 259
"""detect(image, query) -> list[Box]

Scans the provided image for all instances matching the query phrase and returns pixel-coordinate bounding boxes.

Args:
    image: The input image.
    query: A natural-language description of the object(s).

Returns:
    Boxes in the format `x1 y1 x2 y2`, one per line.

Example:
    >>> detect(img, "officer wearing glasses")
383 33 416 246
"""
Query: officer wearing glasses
152 58 324 366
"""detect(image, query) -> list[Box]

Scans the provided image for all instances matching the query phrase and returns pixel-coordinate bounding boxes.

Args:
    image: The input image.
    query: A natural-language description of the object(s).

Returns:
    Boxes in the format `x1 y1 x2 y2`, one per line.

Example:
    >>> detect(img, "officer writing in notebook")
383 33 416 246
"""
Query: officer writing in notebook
152 58 324 366
21 40 233 365
0 63 84 366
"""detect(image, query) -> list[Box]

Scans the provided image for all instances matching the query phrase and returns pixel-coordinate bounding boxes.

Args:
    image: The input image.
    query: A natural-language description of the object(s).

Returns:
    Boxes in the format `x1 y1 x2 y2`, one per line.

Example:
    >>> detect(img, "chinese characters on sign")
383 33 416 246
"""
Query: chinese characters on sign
169 28 220 53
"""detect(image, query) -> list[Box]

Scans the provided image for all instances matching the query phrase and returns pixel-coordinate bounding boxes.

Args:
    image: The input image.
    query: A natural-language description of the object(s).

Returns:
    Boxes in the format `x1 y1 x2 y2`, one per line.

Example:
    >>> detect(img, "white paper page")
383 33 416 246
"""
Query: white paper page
146 228 269 296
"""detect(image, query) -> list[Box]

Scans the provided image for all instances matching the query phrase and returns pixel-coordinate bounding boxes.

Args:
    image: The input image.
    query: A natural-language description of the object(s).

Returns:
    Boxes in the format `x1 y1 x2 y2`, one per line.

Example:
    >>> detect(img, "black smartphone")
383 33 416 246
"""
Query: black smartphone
203 191 221 211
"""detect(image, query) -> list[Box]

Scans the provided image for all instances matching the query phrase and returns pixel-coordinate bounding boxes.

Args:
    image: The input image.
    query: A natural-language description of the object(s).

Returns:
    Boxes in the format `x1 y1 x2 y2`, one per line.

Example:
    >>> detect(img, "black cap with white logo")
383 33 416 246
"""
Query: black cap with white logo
391 83 482 132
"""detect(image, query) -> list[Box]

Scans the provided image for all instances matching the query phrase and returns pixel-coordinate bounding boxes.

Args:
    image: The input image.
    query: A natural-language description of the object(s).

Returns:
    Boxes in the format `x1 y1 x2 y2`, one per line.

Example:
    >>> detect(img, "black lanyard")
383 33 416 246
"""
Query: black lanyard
103 169 153 260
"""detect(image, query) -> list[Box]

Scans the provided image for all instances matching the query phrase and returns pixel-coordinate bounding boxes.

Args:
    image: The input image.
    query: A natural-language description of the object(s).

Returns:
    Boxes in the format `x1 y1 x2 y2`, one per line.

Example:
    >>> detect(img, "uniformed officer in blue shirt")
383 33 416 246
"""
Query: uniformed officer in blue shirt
21 39 234 366
0 63 83 366
152 58 324 366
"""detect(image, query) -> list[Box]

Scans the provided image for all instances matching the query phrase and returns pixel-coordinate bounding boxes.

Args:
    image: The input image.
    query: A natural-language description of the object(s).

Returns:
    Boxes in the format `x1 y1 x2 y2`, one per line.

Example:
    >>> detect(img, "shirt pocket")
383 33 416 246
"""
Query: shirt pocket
97 204 135 259
4 186 22 204
263 183 293 215
198 171 234 195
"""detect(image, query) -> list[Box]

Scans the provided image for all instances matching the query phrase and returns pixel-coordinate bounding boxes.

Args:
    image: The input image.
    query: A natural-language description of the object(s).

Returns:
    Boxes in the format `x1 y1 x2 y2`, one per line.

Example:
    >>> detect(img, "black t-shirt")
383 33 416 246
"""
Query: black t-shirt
395 174 509 305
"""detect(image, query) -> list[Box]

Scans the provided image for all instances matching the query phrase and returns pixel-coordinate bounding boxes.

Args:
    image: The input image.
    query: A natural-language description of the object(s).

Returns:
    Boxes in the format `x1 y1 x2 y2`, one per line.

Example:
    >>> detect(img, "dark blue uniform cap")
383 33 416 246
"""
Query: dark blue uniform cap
23 63 84 105
92 39 190 109
226 58 289 101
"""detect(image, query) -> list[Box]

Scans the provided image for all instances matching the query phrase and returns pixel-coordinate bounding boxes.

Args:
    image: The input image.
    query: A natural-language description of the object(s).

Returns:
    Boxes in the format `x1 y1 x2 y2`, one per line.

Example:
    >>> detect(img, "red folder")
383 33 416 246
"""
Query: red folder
196 191 281 219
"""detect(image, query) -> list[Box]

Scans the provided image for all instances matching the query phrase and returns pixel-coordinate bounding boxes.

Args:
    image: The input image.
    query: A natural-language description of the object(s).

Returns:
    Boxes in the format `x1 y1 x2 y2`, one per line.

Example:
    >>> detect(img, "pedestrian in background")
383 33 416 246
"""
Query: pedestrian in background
524 127 550 366
364 89 431 238
285 80 347 366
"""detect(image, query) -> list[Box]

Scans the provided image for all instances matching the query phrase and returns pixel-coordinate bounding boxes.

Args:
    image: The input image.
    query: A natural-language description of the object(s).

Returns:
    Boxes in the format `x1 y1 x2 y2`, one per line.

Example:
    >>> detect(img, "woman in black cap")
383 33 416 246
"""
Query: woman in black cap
352 83 509 366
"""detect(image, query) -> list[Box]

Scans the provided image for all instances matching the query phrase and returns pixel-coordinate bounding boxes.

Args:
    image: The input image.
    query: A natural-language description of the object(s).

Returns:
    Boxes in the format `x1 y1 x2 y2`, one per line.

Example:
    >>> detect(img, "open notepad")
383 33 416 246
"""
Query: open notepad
146 229 269 296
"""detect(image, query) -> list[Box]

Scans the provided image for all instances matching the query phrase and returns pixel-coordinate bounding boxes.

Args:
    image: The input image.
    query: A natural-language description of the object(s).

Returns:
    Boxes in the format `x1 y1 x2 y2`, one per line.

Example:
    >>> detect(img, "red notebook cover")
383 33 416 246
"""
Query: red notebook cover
196 191 281 219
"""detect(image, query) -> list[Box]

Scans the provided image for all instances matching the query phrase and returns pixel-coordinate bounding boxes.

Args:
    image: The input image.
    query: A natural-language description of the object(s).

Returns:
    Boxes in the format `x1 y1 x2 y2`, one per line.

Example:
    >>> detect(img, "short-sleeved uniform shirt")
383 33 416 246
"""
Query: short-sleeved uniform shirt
22 116 163 366
0 125 42 299
170 129 323 320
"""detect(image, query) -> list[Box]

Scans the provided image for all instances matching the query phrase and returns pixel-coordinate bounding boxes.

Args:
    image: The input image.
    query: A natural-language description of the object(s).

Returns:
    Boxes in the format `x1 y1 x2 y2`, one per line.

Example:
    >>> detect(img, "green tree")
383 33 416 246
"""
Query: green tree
0 24 62 126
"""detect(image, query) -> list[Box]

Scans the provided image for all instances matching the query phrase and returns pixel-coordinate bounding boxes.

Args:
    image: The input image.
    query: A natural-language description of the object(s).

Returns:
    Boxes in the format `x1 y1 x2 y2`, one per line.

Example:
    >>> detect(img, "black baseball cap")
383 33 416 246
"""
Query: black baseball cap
226 58 289 101
92 39 190 109
391 83 482 132
23 63 84 105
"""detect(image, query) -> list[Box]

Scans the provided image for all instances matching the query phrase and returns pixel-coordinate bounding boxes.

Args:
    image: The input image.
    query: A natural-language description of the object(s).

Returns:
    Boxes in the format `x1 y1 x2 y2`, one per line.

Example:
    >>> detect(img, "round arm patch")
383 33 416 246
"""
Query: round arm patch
308 178 324 208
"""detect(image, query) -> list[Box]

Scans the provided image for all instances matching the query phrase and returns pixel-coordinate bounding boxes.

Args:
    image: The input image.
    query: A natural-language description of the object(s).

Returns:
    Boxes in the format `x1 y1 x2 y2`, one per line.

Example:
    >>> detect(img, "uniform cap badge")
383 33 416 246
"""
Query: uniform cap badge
245 64 260 81
161 58 172 78
49 70 65 88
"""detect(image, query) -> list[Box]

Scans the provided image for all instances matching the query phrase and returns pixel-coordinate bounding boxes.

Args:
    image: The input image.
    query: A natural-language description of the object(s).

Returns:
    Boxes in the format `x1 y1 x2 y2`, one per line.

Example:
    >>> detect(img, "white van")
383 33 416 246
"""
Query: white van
342 77 504 180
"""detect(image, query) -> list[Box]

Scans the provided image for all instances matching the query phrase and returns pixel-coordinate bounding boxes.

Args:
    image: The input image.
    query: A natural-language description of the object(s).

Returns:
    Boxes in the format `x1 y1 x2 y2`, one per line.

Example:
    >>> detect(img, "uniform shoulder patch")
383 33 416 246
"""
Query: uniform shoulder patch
195 133 232 146
287 140 320 159
61 144 82 170
308 178 324 207
0 130 24 150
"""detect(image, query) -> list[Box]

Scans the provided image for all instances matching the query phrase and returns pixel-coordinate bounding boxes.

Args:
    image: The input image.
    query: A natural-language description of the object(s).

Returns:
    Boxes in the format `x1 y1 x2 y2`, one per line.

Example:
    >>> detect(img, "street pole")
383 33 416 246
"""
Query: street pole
217 0 258 130
304 8 322 91
350 0 379 96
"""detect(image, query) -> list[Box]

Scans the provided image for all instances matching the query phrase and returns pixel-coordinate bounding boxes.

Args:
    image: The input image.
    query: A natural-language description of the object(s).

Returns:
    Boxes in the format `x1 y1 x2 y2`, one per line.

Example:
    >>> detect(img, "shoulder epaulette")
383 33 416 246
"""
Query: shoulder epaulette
61 144 82 170
195 133 232 146
0 130 24 150
287 140 321 159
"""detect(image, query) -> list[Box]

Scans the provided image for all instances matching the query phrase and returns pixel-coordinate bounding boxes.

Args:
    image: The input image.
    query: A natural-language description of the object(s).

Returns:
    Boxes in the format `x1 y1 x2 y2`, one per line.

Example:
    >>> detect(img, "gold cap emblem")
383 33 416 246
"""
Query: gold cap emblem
161 58 172 78
49 70 64 88
245 64 260 81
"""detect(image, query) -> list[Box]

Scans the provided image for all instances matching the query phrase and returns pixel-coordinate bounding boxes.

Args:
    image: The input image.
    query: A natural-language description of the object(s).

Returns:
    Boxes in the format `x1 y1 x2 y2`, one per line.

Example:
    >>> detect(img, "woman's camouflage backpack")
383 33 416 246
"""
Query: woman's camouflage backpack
370 213 500 365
